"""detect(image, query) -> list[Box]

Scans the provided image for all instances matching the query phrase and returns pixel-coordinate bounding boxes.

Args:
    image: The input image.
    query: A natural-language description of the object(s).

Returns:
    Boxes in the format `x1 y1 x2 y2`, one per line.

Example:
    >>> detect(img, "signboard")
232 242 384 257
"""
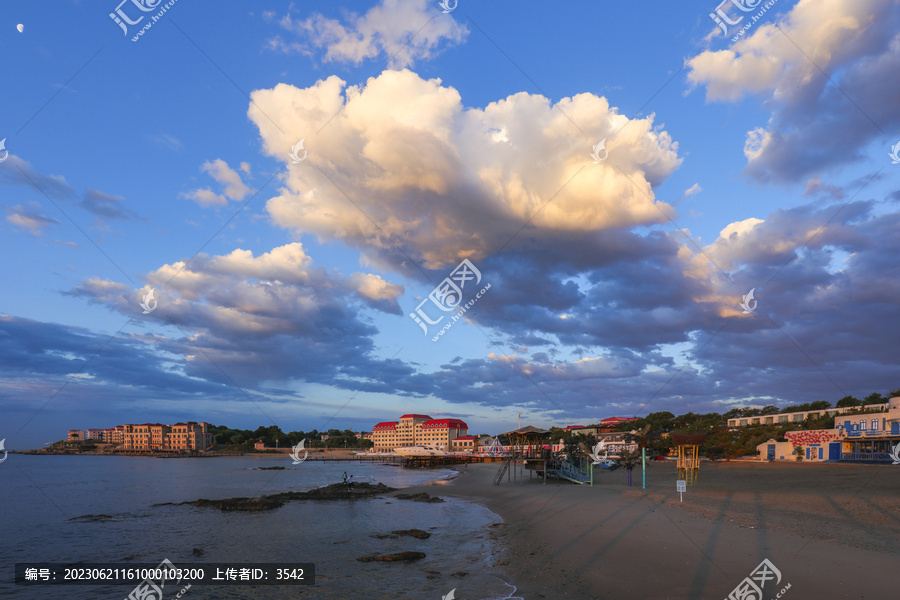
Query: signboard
676 479 686 502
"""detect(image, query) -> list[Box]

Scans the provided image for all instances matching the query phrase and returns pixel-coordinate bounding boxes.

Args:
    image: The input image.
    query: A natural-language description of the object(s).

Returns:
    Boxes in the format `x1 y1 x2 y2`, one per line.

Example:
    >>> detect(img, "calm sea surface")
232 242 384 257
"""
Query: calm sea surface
0 455 522 600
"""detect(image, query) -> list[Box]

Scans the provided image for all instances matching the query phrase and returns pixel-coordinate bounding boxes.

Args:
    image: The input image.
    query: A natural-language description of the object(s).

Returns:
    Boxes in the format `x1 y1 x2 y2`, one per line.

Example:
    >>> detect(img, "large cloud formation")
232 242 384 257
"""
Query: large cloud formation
249 69 682 271
687 0 900 182
68 243 406 388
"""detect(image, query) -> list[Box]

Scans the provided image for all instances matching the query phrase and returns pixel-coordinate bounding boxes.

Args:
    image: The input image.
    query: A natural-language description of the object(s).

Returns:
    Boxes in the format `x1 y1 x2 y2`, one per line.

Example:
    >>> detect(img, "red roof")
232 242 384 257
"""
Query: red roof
600 417 637 424
400 414 431 419
421 418 468 430
564 425 586 431
373 421 398 430
454 435 478 441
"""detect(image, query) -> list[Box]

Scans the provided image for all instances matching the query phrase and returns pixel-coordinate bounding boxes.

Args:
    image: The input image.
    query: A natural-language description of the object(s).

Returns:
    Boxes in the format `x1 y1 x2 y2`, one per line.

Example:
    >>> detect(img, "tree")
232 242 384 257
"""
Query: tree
617 449 642 487
863 393 885 406
836 396 861 408
758 405 781 416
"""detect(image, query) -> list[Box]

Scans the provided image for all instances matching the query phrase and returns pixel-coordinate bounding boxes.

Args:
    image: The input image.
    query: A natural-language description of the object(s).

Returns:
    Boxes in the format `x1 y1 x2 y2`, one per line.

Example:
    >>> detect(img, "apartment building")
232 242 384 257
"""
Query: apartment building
120 422 215 452
371 414 469 453
727 403 889 428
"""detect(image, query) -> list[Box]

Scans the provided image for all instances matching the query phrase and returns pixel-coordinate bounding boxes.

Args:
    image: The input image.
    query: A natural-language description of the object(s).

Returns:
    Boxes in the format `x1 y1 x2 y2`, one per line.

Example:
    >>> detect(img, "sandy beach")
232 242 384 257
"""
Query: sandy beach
394 460 900 599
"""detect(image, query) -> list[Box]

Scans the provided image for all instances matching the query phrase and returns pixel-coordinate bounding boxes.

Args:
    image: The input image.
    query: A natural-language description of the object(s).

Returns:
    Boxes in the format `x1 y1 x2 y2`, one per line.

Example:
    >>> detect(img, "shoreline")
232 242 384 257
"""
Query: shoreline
11 449 384 460
398 461 900 599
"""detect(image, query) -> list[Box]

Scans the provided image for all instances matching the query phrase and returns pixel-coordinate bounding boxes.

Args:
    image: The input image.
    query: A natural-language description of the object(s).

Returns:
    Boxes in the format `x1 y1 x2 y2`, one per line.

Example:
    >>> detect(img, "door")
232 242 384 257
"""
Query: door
818 448 823 460
767 444 775 460
828 442 841 461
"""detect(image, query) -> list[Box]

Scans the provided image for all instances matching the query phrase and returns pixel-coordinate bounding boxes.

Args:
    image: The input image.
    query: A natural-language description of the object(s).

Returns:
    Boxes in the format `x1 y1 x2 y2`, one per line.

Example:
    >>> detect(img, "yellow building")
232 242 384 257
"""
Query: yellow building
371 414 469 453
121 422 214 452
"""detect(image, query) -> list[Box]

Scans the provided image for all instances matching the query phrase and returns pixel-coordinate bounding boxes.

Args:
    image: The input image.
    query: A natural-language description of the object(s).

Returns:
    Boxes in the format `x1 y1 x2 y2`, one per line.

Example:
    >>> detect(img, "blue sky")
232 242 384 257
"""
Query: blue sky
2 0 899 449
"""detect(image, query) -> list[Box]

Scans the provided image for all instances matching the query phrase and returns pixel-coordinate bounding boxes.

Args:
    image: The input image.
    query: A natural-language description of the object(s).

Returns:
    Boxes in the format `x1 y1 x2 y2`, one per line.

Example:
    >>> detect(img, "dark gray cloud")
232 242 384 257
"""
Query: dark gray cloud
79 188 140 221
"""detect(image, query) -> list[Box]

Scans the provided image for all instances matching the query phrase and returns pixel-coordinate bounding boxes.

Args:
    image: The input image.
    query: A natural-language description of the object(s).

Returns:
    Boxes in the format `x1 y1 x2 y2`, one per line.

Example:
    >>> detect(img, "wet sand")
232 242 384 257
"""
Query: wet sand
396 460 900 599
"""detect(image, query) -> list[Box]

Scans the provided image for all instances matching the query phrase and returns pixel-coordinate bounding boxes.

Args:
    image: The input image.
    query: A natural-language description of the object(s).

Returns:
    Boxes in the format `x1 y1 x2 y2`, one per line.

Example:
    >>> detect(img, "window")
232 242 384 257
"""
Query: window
860 420 867 430
871 419 878 430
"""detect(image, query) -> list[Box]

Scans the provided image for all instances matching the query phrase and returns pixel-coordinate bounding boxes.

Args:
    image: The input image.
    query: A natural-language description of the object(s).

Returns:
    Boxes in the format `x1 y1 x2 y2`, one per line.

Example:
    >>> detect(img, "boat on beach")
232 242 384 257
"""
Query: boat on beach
393 443 448 457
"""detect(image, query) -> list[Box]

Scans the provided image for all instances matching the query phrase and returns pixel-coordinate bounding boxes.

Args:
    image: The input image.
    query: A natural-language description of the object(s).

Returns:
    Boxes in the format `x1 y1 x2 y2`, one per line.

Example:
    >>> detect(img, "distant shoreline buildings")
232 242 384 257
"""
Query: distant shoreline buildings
67 422 215 453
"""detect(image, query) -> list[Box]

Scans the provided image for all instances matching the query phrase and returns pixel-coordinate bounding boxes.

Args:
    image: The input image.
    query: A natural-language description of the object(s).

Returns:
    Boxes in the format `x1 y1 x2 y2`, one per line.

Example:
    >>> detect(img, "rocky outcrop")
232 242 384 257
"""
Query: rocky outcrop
394 492 444 503
370 528 431 540
155 482 397 512
356 552 427 563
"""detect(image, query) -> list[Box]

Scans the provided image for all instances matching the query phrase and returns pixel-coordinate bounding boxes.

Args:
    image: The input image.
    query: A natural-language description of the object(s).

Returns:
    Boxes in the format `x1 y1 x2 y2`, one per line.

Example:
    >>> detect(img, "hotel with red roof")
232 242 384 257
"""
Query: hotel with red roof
372 414 469 453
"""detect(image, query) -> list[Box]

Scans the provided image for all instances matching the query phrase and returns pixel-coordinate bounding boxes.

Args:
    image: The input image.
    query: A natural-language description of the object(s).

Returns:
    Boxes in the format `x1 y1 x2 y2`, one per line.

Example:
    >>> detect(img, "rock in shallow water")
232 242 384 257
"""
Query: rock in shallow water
160 482 398 512
393 492 444 503
356 551 427 563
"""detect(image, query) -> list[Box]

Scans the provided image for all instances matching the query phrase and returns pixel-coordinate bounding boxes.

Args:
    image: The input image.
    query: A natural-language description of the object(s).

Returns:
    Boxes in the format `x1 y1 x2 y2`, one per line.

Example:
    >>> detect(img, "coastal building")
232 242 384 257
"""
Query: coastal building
835 397 900 461
121 422 215 453
599 417 638 431
105 426 125 446
754 397 900 462
727 403 889 428
566 418 639 437
595 432 638 455
371 414 469 453
86 429 106 441
757 429 844 462
450 435 479 451
67 430 85 441
358 431 372 440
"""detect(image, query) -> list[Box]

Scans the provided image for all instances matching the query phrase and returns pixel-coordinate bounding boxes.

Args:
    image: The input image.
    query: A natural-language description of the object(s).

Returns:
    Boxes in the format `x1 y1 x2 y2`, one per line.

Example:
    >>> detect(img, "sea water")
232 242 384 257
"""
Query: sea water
0 455 522 599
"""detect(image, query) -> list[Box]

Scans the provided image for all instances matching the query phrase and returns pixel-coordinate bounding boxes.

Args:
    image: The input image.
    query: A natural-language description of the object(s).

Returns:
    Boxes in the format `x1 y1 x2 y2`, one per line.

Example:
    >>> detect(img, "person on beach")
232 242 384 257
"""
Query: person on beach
342 471 348 484
348 474 354 490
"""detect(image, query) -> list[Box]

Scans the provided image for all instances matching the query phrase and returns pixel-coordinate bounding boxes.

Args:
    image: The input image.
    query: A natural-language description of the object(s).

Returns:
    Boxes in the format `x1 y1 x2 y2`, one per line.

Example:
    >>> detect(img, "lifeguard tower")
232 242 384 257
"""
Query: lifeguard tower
677 444 700 485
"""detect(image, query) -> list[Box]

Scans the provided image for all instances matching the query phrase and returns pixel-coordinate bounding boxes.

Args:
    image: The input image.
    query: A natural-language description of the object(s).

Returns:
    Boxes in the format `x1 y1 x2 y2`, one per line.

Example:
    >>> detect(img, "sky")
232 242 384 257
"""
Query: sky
1 0 899 449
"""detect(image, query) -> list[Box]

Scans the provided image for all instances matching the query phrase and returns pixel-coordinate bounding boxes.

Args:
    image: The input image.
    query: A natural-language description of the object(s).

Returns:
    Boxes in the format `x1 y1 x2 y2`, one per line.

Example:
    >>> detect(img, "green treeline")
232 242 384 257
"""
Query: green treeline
206 425 373 452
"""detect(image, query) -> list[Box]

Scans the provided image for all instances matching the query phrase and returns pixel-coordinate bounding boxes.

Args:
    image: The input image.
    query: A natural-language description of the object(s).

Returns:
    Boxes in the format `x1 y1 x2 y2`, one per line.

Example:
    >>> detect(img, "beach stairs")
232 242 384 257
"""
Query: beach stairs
549 459 591 484
493 457 513 485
